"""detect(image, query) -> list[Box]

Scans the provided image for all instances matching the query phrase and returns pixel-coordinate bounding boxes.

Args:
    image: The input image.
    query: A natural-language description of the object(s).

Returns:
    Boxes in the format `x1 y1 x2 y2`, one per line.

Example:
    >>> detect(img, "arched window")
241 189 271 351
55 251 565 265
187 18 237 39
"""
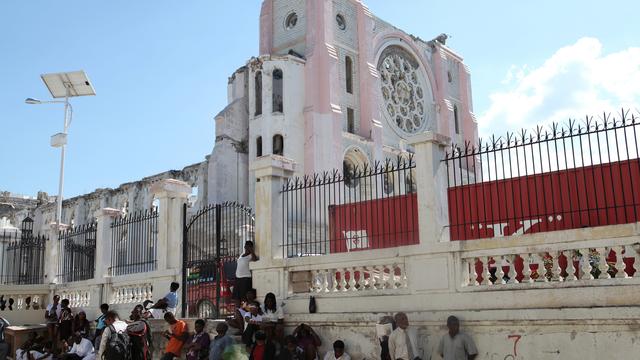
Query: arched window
453 104 460 134
272 134 284 156
255 71 262 116
272 69 283 113
345 56 353 94
256 136 263 157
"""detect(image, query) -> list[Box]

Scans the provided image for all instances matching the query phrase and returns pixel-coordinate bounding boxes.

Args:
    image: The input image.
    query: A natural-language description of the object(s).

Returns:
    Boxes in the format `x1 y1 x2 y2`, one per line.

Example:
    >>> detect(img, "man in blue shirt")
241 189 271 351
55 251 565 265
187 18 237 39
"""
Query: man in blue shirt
150 282 180 318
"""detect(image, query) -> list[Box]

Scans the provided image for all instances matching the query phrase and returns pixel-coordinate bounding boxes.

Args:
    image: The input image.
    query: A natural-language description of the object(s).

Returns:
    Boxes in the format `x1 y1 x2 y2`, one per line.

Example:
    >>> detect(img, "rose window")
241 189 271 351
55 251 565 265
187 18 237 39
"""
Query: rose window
378 46 427 134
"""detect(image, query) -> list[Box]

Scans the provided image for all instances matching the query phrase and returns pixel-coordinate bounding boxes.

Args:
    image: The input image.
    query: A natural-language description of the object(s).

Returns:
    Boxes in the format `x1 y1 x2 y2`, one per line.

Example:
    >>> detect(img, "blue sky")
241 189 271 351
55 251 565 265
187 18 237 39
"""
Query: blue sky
1 1 639 198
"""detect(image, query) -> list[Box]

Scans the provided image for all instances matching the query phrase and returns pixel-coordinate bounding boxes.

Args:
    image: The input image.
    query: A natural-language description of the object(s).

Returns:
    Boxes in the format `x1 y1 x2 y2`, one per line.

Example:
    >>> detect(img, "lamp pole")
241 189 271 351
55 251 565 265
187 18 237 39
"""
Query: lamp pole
25 70 95 228
55 86 71 226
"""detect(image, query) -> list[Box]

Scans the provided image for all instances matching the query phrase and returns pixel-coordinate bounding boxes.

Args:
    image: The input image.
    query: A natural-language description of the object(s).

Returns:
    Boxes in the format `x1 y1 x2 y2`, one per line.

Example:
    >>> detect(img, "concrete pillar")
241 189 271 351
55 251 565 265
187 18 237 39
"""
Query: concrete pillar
249 155 295 300
94 208 123 280
151 179 190 272
250 155 296 263
408 132 451 244
44 223 66 284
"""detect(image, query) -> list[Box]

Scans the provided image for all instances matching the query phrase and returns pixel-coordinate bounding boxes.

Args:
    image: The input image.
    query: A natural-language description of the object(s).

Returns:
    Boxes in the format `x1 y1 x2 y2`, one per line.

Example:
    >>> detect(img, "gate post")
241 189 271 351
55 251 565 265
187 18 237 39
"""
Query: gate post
44 223 66 285
94 208 123 281
152 179 191 272
408 131 451 244
250 155 295 298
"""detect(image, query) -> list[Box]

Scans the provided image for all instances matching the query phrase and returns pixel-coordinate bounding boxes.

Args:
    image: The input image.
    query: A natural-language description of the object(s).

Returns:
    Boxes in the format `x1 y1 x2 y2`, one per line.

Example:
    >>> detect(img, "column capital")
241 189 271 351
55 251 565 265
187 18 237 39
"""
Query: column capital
151 179 191 199
95 207 124 219
408 131 451 147
250 155 296 178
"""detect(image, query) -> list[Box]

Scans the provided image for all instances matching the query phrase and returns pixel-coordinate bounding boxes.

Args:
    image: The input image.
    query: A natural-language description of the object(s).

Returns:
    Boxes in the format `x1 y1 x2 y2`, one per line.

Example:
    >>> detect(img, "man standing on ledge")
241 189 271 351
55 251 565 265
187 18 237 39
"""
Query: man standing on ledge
233 241 259 308
437 316 478 360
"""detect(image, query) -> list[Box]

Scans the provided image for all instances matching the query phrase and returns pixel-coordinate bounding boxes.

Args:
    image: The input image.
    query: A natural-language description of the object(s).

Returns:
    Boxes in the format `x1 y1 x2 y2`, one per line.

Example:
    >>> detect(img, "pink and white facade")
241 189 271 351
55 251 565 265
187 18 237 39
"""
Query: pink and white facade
208 0 476 206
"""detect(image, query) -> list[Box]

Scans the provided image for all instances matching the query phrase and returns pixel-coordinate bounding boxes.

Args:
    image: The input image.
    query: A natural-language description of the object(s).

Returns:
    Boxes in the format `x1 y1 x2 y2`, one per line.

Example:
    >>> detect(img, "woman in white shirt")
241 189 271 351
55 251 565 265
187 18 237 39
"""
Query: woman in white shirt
260 292 284 345
233 241 258 308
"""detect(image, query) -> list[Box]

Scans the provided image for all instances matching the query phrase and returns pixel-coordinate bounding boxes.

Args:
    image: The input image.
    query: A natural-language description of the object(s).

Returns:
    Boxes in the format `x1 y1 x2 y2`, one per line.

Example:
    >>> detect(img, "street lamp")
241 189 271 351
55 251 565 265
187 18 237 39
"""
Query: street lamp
25 71 95 227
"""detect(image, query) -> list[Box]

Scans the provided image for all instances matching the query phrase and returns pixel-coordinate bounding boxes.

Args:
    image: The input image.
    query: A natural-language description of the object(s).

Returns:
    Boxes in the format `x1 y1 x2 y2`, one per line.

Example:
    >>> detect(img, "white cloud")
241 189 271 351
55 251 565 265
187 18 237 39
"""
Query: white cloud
479 37 640 137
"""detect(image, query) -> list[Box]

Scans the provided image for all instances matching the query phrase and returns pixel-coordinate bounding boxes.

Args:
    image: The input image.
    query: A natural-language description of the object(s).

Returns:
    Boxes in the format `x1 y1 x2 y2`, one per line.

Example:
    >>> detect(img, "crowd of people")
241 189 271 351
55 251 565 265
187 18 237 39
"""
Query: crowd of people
0 240 478 360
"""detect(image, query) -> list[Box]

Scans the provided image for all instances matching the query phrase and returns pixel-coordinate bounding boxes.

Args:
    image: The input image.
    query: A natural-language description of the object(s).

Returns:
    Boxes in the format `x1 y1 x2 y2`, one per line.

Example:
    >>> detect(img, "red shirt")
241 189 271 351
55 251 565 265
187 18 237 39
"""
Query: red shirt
253 344 265 360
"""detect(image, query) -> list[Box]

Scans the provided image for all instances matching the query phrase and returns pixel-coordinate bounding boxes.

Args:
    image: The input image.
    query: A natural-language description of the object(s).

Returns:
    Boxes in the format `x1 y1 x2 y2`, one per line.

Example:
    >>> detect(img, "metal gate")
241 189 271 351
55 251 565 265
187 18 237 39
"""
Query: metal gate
182 202 255 319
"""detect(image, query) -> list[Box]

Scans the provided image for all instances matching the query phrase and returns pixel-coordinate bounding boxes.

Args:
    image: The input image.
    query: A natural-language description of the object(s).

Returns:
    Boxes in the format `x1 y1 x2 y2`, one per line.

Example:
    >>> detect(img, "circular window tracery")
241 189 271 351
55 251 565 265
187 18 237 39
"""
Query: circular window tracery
285 12 298 30
336 14 346 30
377 46 428 135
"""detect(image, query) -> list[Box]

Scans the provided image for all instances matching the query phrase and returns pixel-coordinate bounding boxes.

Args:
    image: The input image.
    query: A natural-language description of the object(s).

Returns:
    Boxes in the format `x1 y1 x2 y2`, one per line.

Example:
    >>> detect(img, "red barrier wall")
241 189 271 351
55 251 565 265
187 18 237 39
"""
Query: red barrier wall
448 158 640 240
329 193 419 253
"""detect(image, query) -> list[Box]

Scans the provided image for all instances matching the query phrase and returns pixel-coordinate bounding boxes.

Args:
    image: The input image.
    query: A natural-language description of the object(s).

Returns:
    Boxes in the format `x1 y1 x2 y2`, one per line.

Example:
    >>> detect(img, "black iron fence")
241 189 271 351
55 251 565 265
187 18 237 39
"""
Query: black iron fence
0 218 47 285
58 222 97 282
281 156 419 258
110 209 158 276
182 202 254 319
444 109 640 240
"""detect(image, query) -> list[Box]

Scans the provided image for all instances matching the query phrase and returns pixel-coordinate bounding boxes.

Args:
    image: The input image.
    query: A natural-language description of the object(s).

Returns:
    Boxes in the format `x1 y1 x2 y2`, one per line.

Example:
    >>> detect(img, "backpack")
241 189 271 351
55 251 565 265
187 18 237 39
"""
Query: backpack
127 320 152 360
104 324 130 360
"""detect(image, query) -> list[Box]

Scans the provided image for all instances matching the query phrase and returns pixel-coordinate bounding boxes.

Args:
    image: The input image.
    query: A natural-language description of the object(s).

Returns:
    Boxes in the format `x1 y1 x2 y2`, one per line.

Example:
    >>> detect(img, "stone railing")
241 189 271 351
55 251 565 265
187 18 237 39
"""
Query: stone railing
461 242 640 288
110 282 153 304
0 293 48 311
307 263 408 293
58 289 91 308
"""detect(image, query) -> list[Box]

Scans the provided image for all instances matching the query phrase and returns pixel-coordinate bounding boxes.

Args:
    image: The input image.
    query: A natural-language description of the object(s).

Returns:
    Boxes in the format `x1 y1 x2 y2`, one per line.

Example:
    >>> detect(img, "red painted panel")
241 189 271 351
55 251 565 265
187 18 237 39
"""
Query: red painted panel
329 193 419 253
448 159 640 240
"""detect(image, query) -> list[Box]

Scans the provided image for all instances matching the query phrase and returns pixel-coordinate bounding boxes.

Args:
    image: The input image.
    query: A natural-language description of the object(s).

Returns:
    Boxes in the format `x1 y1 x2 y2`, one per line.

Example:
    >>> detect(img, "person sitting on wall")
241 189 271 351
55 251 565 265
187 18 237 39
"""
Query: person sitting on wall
437 316 478 360
150 282 180 318
60 333 95 360
323 340 351 360
260 293 284 345
277 335 304 360
292 324 321 360
249 331 276 360
228 288 259 332
16 332 45 360
233 241 259 309
241 302 263 346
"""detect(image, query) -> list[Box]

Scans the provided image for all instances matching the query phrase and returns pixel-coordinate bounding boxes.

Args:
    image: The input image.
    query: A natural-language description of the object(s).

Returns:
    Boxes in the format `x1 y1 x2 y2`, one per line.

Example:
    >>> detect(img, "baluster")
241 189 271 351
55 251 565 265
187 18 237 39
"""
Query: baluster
597 247 611 279
399 264 408 288
632 245 640 278
359 266 369 289
481 257 491 286
391 265 400 290
331 270 339 292
565 250 578 281
521 253 532 283
340 268 348 292
580 249 594 280
349 267 358 291
319 270 328 293
370 266 378 290
111 288 118 304
465 258 476 287
507 255 518 284
495 256 506 285
145 285 152 300
551 251 562 282
310 270 319 292
615 246 628 279
17 296 23 310
385 265 394 289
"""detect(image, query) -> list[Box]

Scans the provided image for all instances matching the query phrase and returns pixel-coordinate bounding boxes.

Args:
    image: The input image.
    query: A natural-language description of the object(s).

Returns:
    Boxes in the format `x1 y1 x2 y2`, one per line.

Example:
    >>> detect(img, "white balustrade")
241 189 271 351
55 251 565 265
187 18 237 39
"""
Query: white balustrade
462 242 640 288
308 263 408 294
0 294 48 312
59 289 91 308
111 283 152 304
